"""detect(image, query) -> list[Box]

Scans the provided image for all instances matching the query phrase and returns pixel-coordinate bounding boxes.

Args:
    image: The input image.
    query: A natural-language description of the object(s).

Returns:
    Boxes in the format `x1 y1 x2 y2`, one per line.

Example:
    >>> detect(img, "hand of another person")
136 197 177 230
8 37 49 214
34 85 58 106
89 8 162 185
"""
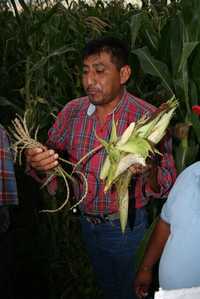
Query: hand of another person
134 268 153 299
25 147 59 172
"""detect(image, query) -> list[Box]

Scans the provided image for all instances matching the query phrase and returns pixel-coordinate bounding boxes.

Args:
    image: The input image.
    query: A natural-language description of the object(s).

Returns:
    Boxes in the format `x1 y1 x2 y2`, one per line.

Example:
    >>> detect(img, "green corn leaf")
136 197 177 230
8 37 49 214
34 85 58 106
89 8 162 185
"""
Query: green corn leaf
100 156 111 180
178 41 199 73
130 13 143 49
95 133 110 152
117 122 136 146
117 170 132 233
133 47 174 97
119 189 129 234
117 136 153 158
113 153 146 182
110 115 118 143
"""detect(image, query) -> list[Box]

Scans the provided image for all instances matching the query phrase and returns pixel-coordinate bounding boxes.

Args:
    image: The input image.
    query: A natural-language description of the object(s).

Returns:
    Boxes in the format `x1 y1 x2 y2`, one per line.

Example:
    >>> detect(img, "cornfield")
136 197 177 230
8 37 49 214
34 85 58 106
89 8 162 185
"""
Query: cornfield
1 0 200 298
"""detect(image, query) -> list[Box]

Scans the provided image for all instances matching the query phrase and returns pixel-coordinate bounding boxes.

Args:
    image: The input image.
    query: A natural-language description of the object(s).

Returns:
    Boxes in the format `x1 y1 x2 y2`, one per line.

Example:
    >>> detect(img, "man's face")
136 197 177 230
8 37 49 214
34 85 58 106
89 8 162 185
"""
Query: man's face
82 52 126 106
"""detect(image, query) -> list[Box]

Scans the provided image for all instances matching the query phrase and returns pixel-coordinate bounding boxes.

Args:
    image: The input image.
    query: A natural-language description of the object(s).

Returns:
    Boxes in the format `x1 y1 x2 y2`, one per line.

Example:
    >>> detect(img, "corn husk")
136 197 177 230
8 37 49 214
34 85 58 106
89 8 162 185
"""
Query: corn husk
99 96 178 232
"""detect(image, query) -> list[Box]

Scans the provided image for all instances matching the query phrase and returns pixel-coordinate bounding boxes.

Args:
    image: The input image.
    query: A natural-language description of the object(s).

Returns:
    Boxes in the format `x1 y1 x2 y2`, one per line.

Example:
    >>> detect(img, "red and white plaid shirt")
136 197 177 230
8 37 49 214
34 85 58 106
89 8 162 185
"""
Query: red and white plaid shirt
47 90 176 215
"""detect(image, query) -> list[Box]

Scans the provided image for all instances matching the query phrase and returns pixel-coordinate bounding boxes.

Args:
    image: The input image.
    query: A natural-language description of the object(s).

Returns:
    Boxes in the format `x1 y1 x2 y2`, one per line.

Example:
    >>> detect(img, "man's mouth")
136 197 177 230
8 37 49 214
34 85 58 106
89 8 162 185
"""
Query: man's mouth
87 88 101 96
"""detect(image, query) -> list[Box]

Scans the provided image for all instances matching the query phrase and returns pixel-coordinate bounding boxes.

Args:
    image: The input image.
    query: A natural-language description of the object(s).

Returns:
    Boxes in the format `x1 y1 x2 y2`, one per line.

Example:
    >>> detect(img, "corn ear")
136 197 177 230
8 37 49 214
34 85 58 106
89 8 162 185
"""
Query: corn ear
114 153 146 180
119 189 129 233
116 136 154 157
117 122 135 146
98 96 178 233
148 107 177 144
104 155 120 192
117 170 132 233
100 156 111 180
135 96 178 139
110 115 118 143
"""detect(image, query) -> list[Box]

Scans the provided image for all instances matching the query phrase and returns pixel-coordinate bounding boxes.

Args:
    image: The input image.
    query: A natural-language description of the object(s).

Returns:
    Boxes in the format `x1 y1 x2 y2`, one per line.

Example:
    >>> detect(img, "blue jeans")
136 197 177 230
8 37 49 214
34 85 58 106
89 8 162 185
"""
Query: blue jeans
80 208 148 299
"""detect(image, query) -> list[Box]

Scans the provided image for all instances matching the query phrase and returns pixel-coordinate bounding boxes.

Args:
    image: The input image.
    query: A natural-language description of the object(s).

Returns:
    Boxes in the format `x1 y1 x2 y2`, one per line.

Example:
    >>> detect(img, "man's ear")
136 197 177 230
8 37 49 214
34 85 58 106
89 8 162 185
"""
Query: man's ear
120 65 131 85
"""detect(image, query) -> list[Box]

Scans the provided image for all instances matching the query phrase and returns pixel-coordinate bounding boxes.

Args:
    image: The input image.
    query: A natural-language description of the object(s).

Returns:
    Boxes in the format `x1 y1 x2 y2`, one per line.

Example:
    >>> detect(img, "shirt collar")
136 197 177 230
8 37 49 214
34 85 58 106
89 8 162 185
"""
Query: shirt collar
87 87 127 117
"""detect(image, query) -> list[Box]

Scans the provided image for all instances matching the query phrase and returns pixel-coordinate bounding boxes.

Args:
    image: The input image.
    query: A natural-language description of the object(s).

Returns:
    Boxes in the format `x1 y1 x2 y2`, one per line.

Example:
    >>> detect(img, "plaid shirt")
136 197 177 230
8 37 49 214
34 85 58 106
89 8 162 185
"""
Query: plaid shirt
48 90 176 215
0 125 18 206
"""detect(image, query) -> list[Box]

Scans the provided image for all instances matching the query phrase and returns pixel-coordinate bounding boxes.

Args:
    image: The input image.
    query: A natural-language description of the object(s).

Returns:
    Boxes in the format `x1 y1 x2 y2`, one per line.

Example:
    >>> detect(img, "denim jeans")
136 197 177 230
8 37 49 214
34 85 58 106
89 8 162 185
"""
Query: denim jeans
80 208 148 299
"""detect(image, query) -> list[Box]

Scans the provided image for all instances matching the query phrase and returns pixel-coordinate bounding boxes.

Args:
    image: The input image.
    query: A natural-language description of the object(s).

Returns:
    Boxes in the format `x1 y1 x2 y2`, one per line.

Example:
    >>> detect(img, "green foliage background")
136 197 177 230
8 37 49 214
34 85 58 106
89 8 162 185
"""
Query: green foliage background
1 0 200 298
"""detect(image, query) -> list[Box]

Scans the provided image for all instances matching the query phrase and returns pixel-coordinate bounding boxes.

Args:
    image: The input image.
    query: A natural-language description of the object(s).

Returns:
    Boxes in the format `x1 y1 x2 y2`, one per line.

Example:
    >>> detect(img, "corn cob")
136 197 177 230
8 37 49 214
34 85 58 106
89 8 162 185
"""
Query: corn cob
99 96 178 232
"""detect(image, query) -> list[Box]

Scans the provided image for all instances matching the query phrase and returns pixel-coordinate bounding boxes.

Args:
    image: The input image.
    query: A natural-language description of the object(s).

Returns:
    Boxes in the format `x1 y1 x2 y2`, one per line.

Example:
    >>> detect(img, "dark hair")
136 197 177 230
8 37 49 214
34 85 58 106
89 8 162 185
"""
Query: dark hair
82 37 130 70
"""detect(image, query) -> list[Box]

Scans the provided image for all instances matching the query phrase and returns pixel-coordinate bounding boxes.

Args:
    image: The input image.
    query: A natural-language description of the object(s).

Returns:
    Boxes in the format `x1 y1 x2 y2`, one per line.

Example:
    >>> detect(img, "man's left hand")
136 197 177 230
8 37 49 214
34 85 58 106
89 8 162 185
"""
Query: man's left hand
129 159 160 193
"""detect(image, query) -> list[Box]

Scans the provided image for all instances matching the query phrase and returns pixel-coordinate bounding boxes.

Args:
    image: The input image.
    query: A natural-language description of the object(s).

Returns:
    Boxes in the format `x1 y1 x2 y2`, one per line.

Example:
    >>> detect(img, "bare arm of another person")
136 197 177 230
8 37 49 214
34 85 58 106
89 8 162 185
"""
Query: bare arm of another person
134 218 170 298
25 147 59 172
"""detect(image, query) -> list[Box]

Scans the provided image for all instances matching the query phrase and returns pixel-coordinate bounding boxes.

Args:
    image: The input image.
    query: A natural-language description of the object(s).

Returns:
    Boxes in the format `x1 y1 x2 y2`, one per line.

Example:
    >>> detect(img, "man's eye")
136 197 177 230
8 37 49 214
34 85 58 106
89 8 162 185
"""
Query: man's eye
82 69 88 74
96 69 104 73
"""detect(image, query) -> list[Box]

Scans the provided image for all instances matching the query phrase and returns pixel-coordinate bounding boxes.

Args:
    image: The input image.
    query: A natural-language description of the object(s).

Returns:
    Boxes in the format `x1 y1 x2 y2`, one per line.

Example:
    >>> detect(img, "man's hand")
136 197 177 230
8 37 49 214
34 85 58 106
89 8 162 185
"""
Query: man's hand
134 268 153 299
130 158 160 192
25 147 59 172
129 163 151 176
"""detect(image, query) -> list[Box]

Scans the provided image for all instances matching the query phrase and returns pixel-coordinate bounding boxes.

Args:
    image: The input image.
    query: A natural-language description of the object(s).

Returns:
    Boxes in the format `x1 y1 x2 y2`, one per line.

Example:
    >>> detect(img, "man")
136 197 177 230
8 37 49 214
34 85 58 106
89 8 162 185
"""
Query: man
134 161 200 298
134 107 200 298
0 124 18 298
25 37 176 299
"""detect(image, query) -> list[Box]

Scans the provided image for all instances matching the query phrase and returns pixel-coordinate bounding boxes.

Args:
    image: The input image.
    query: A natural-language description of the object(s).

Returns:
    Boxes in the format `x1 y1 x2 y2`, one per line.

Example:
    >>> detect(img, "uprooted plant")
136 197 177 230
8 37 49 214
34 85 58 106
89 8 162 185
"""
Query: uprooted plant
9 112 88 213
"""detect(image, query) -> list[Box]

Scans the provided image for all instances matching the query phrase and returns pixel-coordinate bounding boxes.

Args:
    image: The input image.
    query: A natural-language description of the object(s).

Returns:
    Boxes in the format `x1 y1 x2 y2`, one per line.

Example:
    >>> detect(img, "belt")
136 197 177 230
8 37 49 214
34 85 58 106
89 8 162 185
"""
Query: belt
83 212 120 224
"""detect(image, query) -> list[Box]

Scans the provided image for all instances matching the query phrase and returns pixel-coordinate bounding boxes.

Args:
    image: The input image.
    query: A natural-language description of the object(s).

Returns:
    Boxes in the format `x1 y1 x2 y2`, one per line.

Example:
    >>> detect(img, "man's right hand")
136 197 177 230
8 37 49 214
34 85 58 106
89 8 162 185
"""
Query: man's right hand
134 268 153 299
25 147 59 171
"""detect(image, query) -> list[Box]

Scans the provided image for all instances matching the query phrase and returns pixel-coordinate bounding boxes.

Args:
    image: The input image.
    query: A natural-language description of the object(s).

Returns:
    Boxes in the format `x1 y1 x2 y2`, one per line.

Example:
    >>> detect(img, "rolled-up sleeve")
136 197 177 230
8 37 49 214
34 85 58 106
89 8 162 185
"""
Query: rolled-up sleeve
135 131 176 208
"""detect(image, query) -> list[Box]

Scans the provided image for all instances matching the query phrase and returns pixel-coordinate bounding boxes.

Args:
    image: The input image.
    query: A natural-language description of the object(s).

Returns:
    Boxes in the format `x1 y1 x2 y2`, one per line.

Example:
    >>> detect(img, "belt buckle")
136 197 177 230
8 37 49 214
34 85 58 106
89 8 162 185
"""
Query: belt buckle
86 215 102 224
86 214 108 224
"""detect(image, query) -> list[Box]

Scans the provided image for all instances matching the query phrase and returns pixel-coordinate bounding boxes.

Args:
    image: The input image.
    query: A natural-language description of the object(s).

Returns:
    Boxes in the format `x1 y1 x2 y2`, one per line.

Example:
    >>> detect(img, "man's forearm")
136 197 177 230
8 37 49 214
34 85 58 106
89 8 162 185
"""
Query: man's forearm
148 164 160 193
139 218 170 271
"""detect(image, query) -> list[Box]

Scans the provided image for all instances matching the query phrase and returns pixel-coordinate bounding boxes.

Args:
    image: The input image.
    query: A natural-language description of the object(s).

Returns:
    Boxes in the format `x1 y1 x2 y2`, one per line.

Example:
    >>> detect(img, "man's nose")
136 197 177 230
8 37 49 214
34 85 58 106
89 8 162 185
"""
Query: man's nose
86 71 97 85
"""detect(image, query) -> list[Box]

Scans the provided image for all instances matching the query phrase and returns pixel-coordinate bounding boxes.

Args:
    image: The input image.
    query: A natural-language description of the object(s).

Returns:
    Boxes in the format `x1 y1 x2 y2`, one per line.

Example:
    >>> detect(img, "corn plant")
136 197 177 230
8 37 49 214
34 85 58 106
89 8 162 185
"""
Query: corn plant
131 0 200 173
